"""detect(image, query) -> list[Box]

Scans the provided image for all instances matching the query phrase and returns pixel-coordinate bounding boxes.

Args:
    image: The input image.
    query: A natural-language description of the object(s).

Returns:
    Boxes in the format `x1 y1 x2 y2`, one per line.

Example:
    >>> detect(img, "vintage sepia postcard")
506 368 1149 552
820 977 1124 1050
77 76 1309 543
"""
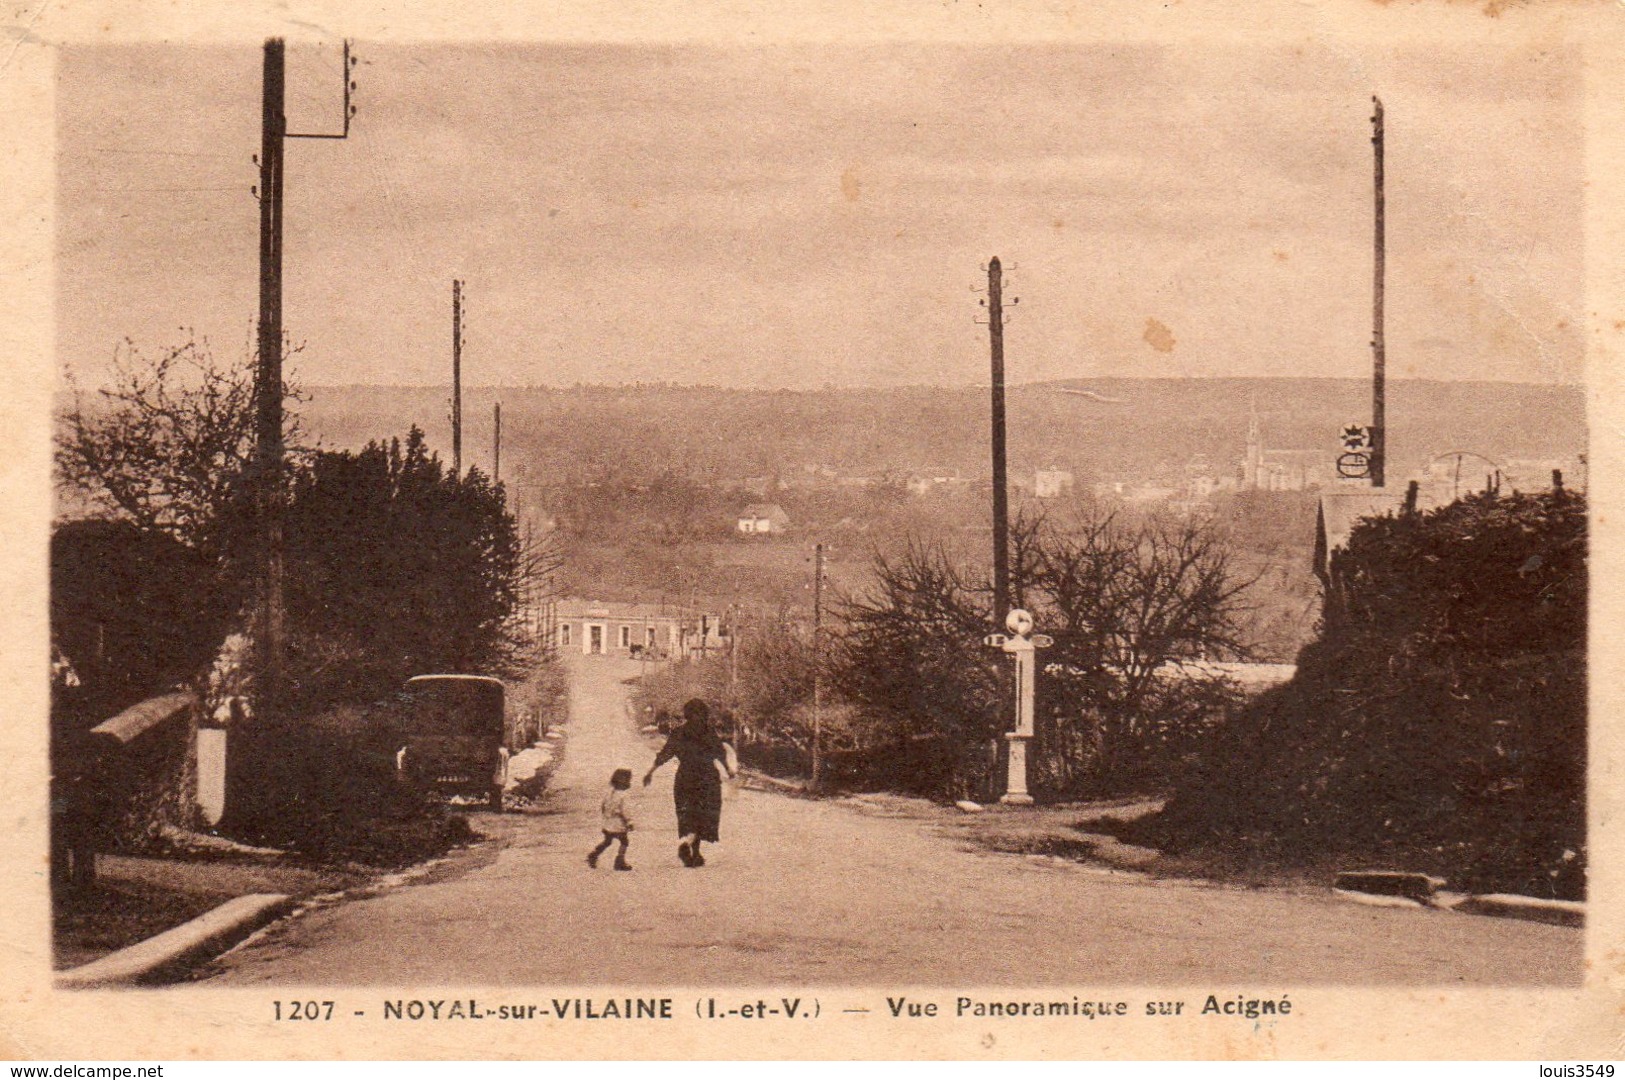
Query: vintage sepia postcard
3 0 1623 1062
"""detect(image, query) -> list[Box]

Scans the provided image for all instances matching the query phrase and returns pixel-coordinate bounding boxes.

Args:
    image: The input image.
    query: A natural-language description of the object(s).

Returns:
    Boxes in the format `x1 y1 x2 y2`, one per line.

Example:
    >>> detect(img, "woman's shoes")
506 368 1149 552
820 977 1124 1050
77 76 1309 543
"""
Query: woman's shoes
691 851 705 867
677 840 695 867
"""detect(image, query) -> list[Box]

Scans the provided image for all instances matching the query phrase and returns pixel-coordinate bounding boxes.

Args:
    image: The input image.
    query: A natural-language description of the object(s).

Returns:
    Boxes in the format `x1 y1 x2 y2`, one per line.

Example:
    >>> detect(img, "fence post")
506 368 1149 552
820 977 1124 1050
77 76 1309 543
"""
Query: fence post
196 698 239 827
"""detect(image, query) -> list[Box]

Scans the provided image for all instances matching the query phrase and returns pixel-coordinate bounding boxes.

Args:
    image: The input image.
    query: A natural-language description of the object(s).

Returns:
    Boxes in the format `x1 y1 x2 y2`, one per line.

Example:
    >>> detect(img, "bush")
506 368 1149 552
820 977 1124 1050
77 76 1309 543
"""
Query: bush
1154 489 1586 898
833 511 1251 803
50 519 230 732
225 697 473 866
280 428 534 713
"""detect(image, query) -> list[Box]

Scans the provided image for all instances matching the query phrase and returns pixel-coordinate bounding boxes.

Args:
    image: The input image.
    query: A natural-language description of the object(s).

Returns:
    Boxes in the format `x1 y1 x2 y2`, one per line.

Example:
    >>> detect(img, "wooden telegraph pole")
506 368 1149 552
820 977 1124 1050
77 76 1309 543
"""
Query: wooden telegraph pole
811 542 826 790
986 258 1011 621
493 401 501 483
1370 96 1386 488
452 280 464 478
250 38 357 692
252 39 288 686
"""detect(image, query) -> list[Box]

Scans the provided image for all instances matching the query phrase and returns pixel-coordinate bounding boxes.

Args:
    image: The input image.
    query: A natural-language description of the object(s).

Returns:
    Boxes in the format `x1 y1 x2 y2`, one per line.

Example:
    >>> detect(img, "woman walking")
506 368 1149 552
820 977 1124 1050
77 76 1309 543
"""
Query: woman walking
644 698 735 867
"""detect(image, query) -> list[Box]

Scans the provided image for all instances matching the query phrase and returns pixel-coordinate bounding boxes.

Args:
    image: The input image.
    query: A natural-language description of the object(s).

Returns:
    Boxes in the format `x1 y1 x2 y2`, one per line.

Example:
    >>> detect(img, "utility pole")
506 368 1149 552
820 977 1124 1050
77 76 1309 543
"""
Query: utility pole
1370 96 1386 488
493 401 501 483
728 603 742 748
986 257 1011 621
250 38 356 693
252 39 288 688
726 603 740 691
811 542 825 790
452 279 463 478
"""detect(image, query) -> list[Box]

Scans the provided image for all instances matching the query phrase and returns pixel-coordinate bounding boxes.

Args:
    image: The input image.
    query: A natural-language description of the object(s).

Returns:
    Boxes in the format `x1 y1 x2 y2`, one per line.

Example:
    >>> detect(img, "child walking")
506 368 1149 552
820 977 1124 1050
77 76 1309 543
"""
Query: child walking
587 768 635 871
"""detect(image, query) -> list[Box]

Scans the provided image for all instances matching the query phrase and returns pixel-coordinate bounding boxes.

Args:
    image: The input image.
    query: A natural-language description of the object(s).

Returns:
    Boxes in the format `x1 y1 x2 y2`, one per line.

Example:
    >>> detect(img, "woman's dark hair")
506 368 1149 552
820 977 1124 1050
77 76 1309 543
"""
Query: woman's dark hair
680 698 711 736
610 768 633 789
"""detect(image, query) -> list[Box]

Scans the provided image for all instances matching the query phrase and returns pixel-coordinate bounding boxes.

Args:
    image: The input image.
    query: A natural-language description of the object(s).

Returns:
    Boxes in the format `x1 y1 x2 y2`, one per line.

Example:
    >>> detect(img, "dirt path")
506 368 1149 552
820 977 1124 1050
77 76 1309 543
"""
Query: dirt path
206 655 1580 986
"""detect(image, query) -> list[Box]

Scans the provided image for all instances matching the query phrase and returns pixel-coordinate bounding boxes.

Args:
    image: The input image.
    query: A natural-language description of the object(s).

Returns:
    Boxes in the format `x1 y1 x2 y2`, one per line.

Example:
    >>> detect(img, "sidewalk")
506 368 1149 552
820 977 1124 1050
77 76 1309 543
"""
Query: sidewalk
56 713 570 980
54 850 368 971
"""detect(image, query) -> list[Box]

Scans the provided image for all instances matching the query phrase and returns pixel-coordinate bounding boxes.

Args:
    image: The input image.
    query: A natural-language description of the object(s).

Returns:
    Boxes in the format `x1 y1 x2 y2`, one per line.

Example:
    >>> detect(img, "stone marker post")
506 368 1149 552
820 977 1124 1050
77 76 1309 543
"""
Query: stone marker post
984 608 1051 806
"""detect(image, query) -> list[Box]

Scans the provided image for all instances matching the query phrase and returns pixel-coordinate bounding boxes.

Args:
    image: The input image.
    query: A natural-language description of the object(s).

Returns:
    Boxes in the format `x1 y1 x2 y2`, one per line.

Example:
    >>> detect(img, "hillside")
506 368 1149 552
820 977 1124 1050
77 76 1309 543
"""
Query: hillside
296 377 1586 495
55 375 1579 663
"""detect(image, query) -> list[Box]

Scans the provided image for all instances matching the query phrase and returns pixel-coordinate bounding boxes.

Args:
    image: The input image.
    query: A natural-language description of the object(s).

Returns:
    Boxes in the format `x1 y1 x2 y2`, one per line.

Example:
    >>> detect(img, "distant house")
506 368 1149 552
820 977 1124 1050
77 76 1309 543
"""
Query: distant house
905 471 969 498
1034 468 1075 499
1255 449 1329 491
736 503 791 535
1182 455 1222 499
551 598 686 658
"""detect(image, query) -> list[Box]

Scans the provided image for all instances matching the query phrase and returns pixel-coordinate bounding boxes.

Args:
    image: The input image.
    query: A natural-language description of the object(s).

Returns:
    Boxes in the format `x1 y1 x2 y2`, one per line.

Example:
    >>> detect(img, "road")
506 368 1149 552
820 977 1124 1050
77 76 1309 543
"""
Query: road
205 655 1581 986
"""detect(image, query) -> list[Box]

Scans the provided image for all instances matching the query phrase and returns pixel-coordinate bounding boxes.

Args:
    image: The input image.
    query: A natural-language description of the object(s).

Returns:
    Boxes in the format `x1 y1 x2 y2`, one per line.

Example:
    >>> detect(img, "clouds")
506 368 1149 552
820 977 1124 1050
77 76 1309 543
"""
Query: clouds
57 41 1583 389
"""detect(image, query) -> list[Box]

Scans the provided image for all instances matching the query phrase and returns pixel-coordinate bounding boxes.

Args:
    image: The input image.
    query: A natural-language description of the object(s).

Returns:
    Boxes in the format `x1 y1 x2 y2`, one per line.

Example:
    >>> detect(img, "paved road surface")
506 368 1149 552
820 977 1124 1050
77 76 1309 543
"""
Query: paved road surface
206 655 1580 985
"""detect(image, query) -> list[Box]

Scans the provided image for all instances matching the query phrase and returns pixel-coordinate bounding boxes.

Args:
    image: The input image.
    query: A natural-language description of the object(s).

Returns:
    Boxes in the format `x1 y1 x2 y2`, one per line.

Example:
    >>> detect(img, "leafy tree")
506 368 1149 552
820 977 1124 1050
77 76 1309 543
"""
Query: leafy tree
280 428 542 710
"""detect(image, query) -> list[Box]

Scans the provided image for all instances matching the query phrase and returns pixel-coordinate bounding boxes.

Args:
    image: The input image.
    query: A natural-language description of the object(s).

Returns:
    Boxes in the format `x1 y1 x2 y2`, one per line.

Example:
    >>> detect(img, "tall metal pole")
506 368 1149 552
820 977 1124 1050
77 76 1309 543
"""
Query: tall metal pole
1370 96 1386 489
493 401 501 483
987 257 1010 620
253 38 288 687
452 280 463 478
811 542 825 790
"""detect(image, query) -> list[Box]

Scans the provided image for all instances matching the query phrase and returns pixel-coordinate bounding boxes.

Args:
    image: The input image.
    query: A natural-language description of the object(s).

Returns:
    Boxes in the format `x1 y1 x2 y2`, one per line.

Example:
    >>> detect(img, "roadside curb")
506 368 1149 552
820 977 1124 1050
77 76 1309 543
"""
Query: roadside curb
1448 893 1585 927
56 893 295 989
1328 869 1582 926
1329 886 1584 926
1331 887 1425 910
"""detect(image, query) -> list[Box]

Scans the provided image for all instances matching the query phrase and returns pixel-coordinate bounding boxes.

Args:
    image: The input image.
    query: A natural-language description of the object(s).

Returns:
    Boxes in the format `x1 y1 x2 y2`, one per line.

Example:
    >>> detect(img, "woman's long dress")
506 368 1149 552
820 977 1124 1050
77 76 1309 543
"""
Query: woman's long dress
654 732 727 842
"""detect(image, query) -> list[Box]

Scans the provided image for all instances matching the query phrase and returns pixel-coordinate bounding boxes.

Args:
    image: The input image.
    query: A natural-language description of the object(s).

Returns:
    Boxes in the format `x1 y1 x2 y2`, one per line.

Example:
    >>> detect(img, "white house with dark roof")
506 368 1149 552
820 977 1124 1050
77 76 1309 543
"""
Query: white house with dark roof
736 503 791 535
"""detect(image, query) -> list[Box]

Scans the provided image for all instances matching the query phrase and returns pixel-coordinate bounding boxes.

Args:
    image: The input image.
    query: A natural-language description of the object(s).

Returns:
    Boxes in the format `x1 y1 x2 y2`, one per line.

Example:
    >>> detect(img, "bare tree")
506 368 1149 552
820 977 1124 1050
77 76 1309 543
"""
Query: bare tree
55 336 300 564
835 511 1255 799
834 539 1008 799
1027 509 1255 794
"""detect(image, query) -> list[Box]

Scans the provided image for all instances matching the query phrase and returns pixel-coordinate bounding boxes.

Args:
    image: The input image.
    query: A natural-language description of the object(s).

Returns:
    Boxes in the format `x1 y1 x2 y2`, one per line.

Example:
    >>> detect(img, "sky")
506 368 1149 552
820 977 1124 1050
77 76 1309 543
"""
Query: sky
56 40 1584 389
